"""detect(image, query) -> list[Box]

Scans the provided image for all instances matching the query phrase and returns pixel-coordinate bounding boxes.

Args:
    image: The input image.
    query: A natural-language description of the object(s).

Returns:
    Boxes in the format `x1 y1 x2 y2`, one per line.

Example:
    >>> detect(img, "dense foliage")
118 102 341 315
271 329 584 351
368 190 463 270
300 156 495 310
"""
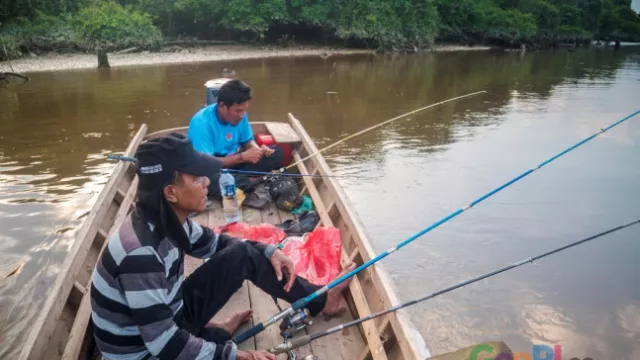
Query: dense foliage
0 1 161 60
1 0 639 59
435 0 640 46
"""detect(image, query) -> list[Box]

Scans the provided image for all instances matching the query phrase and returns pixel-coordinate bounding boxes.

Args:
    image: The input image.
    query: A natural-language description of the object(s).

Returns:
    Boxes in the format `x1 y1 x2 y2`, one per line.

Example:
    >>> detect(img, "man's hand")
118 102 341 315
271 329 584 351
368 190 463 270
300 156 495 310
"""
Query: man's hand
260 145 275 157
242 147 262 164
236 350 276 360
270 249 296 292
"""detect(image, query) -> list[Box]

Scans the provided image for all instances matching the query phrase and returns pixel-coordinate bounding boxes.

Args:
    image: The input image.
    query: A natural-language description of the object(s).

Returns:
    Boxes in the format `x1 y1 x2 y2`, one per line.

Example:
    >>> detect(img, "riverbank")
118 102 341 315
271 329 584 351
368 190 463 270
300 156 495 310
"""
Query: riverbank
0 44 492 74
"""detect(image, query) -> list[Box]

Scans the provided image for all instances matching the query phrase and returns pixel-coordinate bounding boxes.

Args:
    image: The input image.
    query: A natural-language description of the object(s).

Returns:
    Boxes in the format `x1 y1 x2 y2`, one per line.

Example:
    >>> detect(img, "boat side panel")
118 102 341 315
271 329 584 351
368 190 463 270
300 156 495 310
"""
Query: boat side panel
61 177 139 360
19 125 148 360
288 114 430 360
291 150 388 360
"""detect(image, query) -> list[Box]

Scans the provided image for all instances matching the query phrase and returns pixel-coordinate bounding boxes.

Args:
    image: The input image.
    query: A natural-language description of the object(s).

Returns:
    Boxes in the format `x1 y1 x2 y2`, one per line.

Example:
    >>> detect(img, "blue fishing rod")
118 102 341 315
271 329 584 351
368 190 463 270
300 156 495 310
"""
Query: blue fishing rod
267 217 640 354
233 109 640 344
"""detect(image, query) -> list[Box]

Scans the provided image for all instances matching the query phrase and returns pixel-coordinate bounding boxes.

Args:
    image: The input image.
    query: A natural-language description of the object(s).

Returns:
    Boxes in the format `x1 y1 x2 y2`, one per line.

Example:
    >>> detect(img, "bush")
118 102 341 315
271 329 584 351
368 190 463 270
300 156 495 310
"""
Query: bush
75 1 163 52
0 34 21 59
0 12 79 58
0 1 162 60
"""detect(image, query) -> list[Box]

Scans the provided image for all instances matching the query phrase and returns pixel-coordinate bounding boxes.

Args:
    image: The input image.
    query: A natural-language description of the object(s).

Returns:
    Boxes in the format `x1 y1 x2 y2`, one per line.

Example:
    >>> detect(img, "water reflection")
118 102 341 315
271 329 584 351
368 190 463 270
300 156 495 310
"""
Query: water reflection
1 47 639 358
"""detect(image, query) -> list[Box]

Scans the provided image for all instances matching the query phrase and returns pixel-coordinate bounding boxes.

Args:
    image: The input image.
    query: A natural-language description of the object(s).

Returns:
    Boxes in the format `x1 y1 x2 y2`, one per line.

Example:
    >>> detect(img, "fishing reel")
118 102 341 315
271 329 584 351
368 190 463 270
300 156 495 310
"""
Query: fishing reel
272 296 313 338
280 308 313 338
293 355 317 360
271 297 316 360
274 300 313 338
268 335 316 360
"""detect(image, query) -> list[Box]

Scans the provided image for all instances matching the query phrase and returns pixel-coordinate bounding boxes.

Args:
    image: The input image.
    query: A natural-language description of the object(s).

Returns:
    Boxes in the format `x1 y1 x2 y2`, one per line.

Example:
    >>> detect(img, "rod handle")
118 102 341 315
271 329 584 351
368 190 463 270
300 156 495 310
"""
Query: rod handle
268 335 312 354
234 323 264 344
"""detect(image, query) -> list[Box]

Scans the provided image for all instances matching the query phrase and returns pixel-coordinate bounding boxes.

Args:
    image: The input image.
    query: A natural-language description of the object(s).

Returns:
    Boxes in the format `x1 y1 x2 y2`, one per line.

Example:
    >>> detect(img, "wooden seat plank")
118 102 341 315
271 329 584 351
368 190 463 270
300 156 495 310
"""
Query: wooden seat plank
204 201 256 351
264 122 302 144
241 205 288 358
264 207 315 359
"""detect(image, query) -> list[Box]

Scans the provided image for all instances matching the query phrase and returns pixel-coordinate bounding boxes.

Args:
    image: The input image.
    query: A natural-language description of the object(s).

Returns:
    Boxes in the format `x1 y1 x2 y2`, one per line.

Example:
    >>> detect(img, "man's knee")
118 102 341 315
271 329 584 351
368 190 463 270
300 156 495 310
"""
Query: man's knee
223 241 251 264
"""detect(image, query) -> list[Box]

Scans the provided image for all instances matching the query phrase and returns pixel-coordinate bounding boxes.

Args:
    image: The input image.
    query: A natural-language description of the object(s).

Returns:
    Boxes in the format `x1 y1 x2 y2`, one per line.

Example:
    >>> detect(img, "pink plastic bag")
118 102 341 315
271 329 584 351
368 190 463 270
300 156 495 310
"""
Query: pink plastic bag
210 222 342 286
282 227 342 286
213 222 285 245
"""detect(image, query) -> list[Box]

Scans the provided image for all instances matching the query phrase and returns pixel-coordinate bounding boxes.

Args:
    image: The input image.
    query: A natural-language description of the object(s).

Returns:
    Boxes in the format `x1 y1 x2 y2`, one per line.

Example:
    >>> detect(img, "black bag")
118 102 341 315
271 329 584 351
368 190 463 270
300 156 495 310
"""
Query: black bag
276 211 320 235
265 175 302 212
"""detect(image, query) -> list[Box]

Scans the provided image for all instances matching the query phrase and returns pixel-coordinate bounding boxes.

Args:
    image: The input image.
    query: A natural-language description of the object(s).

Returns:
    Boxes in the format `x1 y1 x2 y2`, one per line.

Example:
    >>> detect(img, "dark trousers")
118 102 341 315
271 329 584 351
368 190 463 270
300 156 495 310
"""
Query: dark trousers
174 240 325 343
207 145 284 199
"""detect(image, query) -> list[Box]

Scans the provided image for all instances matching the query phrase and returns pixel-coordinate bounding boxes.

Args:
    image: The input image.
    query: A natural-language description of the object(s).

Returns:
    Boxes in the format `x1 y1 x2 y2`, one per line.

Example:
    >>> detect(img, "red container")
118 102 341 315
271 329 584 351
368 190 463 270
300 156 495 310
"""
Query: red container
256 133 294 167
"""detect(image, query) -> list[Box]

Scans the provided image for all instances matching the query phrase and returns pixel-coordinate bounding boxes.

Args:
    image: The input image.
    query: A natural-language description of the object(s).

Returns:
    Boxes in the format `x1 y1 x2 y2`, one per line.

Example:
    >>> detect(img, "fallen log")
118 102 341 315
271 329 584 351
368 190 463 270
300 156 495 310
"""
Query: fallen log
0 72 30 84
164 39 240 46
115 47 137 54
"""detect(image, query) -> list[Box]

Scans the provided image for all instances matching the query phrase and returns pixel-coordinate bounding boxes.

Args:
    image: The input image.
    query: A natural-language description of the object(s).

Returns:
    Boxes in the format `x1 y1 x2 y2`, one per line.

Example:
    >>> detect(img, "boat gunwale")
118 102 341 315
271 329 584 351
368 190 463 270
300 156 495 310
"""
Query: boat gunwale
19 124 148 360
287 114 429 360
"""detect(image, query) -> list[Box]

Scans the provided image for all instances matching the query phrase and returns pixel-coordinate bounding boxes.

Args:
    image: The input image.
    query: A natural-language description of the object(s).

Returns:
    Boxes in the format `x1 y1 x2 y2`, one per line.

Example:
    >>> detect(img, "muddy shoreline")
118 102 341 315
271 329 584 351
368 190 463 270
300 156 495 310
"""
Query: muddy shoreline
0 44 492 74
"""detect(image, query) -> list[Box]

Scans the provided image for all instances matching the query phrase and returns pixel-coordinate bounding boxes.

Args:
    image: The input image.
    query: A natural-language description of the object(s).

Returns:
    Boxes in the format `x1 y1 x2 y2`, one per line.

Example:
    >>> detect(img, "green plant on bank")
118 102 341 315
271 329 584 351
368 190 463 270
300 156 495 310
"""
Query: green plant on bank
0 12 79 59
435 0 640 46
75 1 162 52
1 0 640 62
0 1 162 62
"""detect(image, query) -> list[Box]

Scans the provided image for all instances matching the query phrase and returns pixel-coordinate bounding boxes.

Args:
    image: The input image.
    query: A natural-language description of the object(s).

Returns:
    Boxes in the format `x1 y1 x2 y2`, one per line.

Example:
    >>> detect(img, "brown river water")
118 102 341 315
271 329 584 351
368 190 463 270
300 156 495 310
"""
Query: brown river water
1 48 640 359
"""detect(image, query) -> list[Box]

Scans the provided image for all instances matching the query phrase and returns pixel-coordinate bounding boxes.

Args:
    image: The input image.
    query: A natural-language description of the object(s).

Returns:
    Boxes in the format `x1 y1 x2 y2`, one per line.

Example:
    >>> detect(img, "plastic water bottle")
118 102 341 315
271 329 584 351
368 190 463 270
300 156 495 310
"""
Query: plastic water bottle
219 169 240 223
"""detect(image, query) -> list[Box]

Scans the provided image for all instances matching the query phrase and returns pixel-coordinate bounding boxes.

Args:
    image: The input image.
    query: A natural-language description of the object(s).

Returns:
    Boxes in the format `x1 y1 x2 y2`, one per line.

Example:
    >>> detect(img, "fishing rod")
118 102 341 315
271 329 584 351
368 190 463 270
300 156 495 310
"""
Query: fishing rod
109 92 485 177
233 109 640 344
281 90 487 171
225 168 374 179
108 91 485 172
105 155 371 179
267 217 640 355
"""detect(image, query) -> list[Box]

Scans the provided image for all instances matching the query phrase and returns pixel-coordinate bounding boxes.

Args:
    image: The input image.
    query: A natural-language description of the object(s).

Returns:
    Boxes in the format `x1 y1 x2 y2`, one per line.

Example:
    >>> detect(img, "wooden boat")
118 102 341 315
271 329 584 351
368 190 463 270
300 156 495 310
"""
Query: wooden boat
18 114 431 360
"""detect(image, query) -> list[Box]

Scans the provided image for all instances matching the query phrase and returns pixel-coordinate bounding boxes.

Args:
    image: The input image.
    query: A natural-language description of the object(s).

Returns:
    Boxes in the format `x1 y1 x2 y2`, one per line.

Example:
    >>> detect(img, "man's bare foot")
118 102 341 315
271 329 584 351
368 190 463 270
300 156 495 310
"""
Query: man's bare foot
206 309 253 335
321 263 357 317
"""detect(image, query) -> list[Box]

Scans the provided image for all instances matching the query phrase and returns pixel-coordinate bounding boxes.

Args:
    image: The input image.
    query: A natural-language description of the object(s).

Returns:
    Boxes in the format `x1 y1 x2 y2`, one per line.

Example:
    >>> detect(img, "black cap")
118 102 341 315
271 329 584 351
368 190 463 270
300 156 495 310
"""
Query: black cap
135 132 221 190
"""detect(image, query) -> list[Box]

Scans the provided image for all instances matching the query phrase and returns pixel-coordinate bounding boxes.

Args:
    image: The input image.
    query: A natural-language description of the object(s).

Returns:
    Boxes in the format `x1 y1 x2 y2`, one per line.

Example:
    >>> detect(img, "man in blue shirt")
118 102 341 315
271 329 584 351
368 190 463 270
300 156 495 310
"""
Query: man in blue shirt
187 79 283 197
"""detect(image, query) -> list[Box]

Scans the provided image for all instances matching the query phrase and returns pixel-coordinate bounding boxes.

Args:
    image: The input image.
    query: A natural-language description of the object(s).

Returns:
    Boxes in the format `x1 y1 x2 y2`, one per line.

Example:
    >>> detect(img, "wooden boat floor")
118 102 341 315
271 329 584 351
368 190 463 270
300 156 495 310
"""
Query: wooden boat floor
186 200 366 360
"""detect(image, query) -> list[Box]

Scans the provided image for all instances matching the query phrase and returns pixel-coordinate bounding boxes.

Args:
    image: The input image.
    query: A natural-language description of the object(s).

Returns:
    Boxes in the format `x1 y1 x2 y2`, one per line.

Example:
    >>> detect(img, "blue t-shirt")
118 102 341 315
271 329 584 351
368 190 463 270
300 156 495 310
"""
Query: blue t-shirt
187 104 254 157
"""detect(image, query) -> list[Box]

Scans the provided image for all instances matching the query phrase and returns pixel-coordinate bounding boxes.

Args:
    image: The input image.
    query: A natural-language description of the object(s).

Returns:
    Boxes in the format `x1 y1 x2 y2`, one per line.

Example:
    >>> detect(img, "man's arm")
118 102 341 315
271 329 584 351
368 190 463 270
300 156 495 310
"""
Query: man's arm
215 152 245 168
185 220 278 260
116 247 237 360
242 140 259 151
188 113 245 168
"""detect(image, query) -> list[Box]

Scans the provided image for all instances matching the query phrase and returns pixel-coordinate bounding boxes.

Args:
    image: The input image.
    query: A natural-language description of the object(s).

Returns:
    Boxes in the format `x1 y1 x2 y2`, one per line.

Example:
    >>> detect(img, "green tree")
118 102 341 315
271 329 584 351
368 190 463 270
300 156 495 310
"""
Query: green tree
131 0 178 36
75 1 162 67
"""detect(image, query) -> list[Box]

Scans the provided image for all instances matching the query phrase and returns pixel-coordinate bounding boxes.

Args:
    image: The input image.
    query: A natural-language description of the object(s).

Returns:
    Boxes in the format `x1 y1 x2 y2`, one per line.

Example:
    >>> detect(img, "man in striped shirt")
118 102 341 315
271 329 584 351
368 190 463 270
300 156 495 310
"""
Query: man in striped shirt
90 133 354 360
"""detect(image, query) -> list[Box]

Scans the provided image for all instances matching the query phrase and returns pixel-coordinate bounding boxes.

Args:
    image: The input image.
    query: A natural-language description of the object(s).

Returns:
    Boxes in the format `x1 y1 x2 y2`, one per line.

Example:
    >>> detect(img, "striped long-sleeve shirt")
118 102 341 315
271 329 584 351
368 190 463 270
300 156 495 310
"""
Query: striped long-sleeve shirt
90 210 276 360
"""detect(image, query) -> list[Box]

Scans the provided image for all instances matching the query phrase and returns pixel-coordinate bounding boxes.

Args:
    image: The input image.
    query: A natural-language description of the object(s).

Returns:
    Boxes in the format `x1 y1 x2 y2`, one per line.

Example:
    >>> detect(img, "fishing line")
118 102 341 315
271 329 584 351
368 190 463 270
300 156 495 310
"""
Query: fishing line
225 168 374 180
106 156 372 179
267 217 640 354
233 109 640 344
109 92 488 179
281 91 488 171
